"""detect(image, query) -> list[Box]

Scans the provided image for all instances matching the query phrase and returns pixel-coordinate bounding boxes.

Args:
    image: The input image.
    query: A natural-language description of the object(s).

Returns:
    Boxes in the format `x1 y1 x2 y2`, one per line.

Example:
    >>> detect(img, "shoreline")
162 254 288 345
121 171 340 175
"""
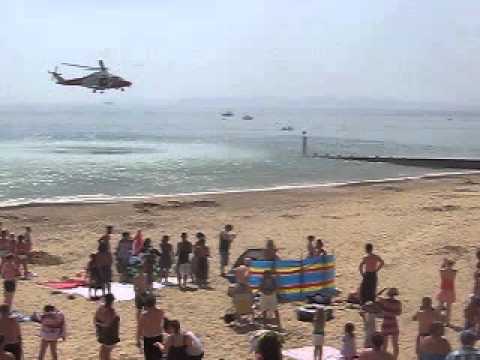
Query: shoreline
2 169 480 210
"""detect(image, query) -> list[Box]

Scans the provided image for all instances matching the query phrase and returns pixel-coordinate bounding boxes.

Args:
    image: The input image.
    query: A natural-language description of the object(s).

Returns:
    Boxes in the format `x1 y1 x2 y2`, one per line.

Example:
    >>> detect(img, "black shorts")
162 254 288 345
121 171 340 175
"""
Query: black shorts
4 280 16 293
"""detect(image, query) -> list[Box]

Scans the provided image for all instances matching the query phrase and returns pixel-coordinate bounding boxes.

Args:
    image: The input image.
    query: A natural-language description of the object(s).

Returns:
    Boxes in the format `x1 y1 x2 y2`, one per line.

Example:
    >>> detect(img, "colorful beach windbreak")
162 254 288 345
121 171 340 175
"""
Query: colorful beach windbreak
248 255 336 301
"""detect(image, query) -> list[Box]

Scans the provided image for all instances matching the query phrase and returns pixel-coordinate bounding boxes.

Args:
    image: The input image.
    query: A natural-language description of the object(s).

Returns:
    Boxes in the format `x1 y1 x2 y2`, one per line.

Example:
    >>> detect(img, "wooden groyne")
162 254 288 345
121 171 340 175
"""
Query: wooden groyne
315 155 480 170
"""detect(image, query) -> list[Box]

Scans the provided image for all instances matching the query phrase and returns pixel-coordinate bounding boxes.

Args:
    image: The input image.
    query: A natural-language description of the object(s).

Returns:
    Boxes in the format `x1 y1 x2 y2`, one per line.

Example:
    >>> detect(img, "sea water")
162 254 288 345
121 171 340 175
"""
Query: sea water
1 104 480 207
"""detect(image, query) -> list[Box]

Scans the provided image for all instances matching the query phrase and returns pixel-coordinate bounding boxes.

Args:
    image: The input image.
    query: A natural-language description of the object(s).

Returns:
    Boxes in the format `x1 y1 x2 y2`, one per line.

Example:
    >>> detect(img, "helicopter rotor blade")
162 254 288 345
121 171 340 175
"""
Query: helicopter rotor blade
98 60 108 71
61 63 101 71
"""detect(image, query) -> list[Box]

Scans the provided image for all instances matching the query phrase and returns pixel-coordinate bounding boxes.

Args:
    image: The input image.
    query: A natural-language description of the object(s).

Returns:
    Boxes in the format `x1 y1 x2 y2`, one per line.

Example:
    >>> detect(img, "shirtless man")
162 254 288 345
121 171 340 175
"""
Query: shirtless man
358 333 394 360
359 243 384 304
137 294 165 360
0 305 22 360
413 297 444 356
1 255 19 307
0 232 8 260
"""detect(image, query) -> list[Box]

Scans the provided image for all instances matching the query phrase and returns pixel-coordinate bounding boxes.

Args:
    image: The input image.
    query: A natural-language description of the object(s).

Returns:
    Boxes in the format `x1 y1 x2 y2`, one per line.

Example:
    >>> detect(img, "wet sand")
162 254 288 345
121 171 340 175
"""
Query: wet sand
3 174 480 359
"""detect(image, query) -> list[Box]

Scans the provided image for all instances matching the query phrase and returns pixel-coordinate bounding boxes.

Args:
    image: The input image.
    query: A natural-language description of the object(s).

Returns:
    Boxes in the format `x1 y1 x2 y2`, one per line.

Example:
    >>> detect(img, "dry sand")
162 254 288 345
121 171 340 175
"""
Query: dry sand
3 174 480 360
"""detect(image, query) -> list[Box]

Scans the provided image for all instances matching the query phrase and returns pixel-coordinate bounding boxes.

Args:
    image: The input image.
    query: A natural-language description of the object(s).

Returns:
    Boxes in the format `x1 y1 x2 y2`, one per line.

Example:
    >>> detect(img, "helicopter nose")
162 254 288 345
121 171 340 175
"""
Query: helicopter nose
122 80 132 87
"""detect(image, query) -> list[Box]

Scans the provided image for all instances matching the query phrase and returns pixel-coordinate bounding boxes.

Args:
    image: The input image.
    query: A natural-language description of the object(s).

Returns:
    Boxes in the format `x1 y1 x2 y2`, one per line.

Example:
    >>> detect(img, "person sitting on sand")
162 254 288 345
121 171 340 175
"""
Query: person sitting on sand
0 304 22 360
0 336 13 360
359 243 384 304
259 270 281 329
156 319 192 360
1 255 19 308
219 224 236 276
159 235 173 285
94 294 120 360
413 297 444 357
32 304 66 360
115 232 132 283
315 239 327 256
15 235 30 279
307 235 316 258
137 294 165 360
341 322 357 360
176 233 192 289
358 332 394 360
194 234 210 288
312 307 326 360
418 322 451 360
378 288 402 360
184 328 204 360
437 259 457 326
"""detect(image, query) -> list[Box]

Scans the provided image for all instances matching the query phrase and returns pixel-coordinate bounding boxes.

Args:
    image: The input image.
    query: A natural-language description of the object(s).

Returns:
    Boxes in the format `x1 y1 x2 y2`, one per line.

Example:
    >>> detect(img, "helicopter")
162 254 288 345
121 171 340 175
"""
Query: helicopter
49 60 132 93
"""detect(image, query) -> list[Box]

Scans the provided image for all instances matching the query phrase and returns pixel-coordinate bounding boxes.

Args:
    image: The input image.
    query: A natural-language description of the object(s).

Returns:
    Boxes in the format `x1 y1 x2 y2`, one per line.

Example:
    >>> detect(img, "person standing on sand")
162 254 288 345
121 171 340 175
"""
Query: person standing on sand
159 235 173 285
259 270 281 329
378 288 402 360
194 234 210 288
176 233 192 289
137 294 165 360
0 232 8 260
359 243 384 304
307 236 315 258
23 227 33 250
7 235 15 257
418 322 451 360
413 297 444 357
1 255 18 308
219 224 236 276
98 225 114 252
32 304 66 360
94 294 120 360
96 243 113 296
115 232 132 282
15 235 31 279
0 304 22 360
436 259 457 326
312 307 326 360
358 333 394 360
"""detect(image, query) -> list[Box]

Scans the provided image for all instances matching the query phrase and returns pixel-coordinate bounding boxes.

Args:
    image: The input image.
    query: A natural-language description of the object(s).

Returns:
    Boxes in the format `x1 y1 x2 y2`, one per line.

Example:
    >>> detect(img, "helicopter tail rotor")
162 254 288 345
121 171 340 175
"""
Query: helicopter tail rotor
48 66 65 84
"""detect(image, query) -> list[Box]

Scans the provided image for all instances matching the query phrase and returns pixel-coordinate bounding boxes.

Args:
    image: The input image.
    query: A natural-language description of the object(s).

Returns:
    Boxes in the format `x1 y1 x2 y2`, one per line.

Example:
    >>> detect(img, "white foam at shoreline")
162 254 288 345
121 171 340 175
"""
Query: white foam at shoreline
1 170 479 209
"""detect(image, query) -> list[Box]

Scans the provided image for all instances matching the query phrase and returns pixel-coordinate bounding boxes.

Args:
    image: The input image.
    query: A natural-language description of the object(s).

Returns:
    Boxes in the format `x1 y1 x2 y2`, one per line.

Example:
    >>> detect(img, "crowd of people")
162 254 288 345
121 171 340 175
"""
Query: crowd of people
1 221 480 360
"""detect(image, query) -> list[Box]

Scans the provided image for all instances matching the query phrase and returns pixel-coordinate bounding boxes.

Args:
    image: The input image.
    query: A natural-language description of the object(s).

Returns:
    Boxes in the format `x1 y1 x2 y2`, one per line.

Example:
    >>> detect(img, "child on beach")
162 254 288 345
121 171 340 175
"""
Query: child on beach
360 301 381 348
159 235 173 284
1 254 19 307
413 297 443 357
378 288 402 360
315 239 327 256
436 259 457 325
32 305 66 360
176 233 192 289
341 322 357 360
307 236 315 258
312 307 326 360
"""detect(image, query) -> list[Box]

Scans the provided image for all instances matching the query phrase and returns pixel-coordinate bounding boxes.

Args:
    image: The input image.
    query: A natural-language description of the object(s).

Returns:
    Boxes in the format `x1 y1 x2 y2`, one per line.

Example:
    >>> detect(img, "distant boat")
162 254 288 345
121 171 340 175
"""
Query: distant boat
242 115 254 120
221 111 234 117
281 126 294 131
447 117 453 121
103 101 114 105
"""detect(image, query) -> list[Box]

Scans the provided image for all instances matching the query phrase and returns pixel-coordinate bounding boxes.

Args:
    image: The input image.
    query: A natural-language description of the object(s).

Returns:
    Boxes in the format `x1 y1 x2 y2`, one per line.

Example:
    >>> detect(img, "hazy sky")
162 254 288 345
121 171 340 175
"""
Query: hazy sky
1 1 480 105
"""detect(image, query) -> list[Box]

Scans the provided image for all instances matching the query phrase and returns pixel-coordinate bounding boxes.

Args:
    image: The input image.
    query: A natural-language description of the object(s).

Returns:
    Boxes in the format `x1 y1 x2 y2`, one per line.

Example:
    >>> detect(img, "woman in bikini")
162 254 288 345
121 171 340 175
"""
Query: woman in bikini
436 259 457 326
94 294 120 360
15 235 31 279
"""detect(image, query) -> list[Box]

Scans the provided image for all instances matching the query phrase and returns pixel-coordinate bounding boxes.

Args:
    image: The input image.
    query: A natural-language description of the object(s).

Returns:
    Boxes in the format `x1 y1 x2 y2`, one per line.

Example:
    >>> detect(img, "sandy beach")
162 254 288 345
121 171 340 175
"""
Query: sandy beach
3 173 480 360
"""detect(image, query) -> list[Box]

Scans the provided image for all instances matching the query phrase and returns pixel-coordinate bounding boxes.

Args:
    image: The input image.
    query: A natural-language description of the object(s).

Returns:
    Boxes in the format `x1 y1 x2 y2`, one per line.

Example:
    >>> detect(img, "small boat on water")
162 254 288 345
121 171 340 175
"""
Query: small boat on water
242 115 254 120
221 111 234 117
281 126 294 131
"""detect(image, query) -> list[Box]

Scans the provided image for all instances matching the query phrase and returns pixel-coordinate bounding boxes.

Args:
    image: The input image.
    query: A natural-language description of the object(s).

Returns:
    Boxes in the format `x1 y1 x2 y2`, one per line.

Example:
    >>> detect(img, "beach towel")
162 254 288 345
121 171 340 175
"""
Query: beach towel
41 278 87 289
61 282 165 301
283 346 341 360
